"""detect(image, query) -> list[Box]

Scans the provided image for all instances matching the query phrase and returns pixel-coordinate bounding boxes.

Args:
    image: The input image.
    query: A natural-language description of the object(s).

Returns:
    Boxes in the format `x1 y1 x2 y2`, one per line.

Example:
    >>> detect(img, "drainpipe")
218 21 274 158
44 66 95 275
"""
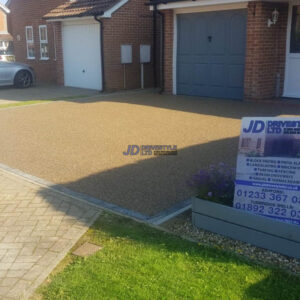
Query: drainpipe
153 5 157 88
153 4 165 94
94 13 105 92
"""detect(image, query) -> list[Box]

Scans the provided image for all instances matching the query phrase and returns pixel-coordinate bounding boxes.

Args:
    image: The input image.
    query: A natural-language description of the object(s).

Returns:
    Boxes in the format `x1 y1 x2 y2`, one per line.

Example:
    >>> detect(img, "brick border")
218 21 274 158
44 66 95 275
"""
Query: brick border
0 162 192 226
0 163 149 222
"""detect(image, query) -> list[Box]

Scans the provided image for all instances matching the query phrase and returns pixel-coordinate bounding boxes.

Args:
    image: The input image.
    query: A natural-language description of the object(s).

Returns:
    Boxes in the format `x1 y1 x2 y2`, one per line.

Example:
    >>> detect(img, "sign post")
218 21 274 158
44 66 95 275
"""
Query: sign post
234 117 300 226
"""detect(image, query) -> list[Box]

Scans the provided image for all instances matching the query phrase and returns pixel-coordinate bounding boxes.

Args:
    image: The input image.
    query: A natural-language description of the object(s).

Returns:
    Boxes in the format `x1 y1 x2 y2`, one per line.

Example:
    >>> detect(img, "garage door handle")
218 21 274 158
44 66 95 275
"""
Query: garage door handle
207 36 212 42
82 69 86 73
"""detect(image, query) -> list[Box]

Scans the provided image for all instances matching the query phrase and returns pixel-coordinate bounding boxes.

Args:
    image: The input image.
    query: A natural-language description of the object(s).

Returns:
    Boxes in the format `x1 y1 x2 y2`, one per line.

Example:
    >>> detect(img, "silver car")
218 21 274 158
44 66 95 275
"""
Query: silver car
0 61 35 88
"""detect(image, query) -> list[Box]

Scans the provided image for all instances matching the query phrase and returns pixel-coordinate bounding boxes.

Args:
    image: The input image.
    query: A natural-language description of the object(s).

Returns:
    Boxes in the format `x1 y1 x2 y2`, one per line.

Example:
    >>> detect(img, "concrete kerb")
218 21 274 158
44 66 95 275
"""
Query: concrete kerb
0 162 190 226
147 199 192 225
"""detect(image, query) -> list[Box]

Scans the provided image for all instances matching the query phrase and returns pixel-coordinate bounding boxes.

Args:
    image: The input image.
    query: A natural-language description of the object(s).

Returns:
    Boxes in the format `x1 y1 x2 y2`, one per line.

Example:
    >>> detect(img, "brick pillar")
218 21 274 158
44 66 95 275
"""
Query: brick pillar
53 22 64 86
163 10 174 94
244 2 288 100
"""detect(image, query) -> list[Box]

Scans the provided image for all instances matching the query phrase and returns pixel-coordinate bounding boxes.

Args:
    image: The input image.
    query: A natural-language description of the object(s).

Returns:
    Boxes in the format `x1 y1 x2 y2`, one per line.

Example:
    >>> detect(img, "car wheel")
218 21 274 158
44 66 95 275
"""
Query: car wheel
14 70 32 88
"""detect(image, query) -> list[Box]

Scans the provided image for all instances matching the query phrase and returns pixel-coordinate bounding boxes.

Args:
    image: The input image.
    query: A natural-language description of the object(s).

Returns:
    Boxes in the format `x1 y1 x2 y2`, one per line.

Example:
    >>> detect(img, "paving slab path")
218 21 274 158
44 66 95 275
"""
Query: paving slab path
0 168 101 300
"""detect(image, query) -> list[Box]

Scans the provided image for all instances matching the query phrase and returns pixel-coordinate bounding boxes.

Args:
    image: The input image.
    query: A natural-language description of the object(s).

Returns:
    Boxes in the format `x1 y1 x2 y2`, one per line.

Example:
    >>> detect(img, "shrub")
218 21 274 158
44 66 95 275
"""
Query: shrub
188 163 235 207
246 151 262 157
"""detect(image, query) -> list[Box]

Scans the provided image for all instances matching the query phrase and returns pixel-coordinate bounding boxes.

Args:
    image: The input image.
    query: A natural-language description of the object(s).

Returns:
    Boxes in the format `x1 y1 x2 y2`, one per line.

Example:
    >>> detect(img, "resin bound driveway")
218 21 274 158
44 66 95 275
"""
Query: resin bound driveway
0 92 299 216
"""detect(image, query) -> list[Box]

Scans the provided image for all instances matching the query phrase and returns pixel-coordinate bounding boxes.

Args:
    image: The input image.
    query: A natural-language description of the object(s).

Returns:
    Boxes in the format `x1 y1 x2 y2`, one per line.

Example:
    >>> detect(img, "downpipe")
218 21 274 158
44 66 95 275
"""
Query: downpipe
94 13 105 92
153 4 165 94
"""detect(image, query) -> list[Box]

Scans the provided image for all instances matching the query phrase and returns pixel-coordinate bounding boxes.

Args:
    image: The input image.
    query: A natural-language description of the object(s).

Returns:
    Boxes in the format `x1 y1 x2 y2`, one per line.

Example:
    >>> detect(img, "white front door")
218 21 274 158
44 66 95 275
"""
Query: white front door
284 1 300 98
62 20 102 90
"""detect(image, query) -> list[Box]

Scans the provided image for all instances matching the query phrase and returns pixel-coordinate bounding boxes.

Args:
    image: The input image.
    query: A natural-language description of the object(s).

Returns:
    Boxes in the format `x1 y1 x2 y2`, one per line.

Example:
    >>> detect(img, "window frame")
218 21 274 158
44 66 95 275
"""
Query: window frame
39 25 49 60
25 26 35 59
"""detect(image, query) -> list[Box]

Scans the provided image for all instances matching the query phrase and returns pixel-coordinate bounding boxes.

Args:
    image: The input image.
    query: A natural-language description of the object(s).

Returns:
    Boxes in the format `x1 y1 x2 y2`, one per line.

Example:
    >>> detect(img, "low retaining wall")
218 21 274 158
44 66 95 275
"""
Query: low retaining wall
192 198 300 259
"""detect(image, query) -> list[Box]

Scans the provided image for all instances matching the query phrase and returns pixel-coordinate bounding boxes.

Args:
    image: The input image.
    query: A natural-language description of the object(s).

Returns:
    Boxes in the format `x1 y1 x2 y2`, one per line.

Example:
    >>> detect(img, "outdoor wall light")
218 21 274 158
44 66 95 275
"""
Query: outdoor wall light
268 9 279 27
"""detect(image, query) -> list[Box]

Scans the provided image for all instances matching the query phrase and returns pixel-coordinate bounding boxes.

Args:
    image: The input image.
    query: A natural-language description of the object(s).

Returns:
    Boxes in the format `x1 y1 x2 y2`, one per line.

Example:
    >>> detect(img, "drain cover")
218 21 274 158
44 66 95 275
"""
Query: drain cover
72 242 102 257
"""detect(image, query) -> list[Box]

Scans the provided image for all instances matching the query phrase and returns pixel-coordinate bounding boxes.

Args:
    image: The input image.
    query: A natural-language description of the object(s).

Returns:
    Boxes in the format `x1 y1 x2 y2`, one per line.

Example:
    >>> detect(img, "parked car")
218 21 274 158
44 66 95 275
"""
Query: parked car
0 61 35 88
0 49 15 62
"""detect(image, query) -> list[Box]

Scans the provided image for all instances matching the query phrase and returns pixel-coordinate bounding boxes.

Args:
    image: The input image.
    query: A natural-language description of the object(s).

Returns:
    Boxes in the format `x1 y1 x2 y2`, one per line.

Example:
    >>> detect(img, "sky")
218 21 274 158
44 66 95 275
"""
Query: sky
0 0 7 6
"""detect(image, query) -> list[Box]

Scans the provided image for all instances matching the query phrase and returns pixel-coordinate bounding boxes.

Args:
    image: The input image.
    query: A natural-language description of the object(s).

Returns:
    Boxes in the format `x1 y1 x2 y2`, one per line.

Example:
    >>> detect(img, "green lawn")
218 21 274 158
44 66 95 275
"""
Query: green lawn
0 100 50 109
0 95 89 109
36 213 300 300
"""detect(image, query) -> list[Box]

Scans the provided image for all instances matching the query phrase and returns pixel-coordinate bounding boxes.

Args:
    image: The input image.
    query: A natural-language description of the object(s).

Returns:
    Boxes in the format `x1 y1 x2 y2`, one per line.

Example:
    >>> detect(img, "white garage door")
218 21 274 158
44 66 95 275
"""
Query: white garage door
62 21 102 90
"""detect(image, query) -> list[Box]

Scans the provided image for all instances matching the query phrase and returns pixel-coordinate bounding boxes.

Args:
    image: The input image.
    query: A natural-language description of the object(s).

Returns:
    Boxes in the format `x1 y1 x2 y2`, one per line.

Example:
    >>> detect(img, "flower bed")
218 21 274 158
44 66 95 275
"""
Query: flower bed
190 163 300 259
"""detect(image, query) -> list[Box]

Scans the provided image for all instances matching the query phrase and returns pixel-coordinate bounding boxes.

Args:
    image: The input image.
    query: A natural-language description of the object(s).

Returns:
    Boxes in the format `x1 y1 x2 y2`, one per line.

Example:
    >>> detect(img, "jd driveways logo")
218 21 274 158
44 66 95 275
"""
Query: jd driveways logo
123 145 178 156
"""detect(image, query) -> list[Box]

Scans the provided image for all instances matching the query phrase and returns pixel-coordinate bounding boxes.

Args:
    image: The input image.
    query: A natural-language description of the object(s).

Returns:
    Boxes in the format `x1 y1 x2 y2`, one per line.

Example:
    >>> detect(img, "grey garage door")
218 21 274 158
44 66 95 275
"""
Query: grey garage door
177 10 247 100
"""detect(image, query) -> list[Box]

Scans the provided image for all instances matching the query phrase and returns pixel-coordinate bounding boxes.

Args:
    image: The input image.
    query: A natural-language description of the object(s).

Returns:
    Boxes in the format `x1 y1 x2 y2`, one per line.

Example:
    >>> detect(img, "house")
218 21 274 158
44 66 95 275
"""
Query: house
6 0 154 91
150 0 300 101
0 3 13 52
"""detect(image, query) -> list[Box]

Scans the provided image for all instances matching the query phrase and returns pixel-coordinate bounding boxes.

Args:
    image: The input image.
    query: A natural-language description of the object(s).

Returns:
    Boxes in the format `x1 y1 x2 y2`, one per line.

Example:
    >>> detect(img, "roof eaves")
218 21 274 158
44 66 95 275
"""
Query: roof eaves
0 3 10 13
45 9 105 19
43 0 127 20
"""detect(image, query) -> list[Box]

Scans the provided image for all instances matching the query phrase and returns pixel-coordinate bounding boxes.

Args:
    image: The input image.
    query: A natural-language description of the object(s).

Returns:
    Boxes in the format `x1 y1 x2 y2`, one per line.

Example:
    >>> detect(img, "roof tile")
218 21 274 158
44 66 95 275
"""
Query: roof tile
44 0 121 19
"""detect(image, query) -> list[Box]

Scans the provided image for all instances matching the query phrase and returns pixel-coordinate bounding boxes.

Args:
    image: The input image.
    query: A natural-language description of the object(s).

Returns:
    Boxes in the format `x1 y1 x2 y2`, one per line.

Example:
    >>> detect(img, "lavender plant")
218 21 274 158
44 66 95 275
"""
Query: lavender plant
188 163 235 206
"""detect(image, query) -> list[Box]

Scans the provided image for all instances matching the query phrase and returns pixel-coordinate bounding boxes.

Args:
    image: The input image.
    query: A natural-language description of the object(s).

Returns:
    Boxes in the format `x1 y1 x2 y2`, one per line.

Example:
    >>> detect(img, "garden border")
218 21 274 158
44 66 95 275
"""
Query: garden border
192 197 300 259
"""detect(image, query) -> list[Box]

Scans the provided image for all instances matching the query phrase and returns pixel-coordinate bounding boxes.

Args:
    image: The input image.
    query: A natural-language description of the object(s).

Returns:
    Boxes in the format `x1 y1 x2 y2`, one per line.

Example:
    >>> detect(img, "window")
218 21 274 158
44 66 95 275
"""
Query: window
25 26 35 59
290 6 300 53
39 25 49 59
241 138 251 148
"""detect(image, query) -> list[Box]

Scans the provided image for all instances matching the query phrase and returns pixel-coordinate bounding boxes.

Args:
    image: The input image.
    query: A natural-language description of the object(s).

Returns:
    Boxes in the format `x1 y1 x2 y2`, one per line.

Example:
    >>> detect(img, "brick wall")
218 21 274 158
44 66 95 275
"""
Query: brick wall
53 22 64 85
244 2 288 100
8 0 153 90
101 0 154 91
153 11 163 88
8 0 64 83
0 10 7 32
162 10 173 94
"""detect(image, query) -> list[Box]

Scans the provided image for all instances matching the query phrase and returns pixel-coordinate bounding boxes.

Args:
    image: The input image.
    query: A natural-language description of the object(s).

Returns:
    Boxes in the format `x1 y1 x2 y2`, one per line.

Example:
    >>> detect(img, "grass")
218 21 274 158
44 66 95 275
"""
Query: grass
0 95 89 109
0 100 50 109
35 212 300 300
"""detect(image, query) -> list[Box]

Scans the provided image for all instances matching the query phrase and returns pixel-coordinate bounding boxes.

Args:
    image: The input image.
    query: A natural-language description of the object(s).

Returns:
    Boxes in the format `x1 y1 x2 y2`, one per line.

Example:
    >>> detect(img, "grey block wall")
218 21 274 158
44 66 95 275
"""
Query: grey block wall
192 198 300 259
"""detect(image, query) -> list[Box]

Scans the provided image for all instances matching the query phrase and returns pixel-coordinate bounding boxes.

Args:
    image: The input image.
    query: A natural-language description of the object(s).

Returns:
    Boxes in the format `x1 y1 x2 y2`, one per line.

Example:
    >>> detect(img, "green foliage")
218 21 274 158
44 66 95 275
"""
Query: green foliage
189 163 235 206
0 95 89 109
246 151 262 157
37 213 300 300
0 100 49 109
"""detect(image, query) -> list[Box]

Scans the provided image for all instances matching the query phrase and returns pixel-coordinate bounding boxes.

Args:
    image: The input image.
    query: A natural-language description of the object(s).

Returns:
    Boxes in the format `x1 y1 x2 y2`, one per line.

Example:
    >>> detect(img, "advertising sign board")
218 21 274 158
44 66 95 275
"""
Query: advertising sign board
234 117 300 225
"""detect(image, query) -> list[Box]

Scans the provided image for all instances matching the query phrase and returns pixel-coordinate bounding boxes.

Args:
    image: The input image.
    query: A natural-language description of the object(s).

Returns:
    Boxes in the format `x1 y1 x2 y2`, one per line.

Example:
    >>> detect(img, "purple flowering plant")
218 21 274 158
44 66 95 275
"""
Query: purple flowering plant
188 163 235 207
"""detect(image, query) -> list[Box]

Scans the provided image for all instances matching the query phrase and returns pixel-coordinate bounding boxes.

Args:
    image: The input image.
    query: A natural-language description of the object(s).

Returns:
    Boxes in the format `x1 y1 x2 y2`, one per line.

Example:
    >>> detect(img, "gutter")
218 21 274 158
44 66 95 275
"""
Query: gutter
152 4 165 94
94 13 105 92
